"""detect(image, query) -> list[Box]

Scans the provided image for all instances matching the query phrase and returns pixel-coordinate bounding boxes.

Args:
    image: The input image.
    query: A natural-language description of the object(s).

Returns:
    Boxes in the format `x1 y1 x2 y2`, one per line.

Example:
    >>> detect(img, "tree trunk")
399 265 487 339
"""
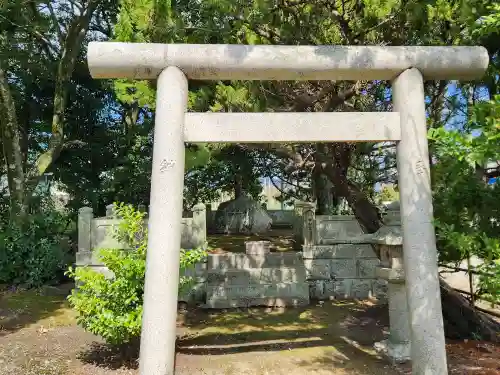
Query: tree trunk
440 279 499 342
234 174 243 199
312 165 336 215
0 63 27 219
24 0 98 204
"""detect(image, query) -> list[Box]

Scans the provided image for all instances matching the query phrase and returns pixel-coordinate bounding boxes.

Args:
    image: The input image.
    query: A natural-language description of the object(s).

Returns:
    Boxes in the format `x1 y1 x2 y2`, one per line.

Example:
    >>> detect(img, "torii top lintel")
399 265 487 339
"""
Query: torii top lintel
87 42 489 81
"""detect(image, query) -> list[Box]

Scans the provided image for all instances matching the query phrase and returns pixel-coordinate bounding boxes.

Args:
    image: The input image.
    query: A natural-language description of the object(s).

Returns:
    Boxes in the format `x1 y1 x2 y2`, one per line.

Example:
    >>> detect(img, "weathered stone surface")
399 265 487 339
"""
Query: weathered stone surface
355 245 378 258
316 216 364 244
179 282 206 304
372 279 389 300
351 280 373 299
356 258 380 278
245 241 271 255
208 252 302 269
332 279 353 298
330 259 357 278
206 282 309 308
304 259 331 280
303 244 354 259
205 296 309 308
214 196 272 234
309 279 380 300
207 267 306 285
76 251 102 266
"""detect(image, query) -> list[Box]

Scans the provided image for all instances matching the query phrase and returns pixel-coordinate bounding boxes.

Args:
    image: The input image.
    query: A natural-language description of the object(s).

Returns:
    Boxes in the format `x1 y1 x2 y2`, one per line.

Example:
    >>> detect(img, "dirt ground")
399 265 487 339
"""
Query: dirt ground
0 285 499 375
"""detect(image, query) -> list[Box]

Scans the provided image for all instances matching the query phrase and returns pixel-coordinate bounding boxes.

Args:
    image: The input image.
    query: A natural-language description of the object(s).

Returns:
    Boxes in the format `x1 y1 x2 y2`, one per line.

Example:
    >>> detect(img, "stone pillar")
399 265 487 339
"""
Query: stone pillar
393 69 448 374
372 201 411 363
192 203 207 248
106 204 115 217
78 207 93 253
293 201 316 249
139 67 188 375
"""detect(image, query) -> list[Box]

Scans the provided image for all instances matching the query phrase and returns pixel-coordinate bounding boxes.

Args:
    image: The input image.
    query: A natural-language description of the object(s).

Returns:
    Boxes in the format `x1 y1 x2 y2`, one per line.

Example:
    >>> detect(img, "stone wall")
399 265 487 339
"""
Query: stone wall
76 203 207 279
76 201 386 306
301 210 387 300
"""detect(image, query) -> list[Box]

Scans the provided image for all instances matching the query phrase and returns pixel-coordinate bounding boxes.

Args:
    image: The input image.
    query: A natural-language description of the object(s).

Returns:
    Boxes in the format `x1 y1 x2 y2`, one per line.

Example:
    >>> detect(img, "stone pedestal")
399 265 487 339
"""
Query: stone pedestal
371 201 411 364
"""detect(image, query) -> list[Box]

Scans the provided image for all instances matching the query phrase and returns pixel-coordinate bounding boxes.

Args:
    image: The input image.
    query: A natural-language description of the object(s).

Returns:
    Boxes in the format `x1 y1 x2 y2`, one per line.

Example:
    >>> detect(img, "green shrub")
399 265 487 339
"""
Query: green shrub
0 198 71 287
67 203 207 345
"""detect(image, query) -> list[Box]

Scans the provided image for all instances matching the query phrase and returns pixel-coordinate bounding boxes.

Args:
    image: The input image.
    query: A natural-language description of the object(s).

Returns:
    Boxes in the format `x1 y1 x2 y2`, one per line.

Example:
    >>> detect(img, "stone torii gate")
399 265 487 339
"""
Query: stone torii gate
87 43 488 375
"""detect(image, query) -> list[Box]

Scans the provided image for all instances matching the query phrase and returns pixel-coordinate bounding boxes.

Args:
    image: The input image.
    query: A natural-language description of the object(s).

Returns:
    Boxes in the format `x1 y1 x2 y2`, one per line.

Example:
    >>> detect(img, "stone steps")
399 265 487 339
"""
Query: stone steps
205 252 309 308
205 282 309 308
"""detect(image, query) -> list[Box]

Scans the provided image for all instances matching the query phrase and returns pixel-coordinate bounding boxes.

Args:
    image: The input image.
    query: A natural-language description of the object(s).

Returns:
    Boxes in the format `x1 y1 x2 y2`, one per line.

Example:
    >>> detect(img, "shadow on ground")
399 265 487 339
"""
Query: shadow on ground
175 300 394 374
78 341 140 370
0 283 74 337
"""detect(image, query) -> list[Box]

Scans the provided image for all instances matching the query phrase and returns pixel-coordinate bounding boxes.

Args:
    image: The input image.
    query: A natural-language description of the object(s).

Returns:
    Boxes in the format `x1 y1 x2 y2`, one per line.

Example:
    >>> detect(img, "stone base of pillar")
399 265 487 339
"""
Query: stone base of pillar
374 339 411 364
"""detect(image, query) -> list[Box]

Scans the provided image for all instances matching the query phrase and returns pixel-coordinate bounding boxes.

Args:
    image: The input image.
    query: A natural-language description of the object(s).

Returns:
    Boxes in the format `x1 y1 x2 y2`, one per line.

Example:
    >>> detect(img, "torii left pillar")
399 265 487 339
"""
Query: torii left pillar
139 66 188 375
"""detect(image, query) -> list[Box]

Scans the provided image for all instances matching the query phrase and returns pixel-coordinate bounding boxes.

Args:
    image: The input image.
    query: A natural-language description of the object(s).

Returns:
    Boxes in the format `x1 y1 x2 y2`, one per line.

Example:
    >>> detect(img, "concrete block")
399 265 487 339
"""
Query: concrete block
304 259 331 280
330 259 356 278
356 259 380 278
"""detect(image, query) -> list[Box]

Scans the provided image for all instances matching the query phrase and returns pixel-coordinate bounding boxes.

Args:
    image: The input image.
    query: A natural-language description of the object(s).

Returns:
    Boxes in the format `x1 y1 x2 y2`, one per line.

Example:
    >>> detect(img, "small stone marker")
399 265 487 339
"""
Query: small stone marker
245 240 271 255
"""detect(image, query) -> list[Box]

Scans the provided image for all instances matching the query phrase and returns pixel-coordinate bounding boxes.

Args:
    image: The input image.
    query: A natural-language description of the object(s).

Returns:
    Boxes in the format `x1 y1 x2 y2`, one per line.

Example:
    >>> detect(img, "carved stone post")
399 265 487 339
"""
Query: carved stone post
393 69 447 373
302 202 316 247
371 201 411 363
139 67 188 375
293 201 316 249
192 203 207 248
78 207 94 253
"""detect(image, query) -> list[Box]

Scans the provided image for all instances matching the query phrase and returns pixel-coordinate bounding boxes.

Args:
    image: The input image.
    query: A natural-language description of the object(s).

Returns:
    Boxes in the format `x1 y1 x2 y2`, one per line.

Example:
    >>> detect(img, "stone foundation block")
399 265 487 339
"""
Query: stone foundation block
303 244 356 259
205 296 309 308
355 245 378 258
372 279 389 300
206 282 309 308
356 258 380 278
330 259 356 278
351 279 373 298
207 267 306 285
304 259 331 280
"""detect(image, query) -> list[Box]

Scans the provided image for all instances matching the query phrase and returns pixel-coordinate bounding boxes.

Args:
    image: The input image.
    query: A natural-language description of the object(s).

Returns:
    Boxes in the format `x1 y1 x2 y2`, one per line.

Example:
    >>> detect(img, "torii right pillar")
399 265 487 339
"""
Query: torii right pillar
393 68 447 374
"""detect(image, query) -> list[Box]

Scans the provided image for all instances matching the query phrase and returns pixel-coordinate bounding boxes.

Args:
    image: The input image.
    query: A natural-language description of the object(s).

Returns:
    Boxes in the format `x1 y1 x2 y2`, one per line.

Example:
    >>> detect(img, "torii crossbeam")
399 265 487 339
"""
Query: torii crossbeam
87 42 489 375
